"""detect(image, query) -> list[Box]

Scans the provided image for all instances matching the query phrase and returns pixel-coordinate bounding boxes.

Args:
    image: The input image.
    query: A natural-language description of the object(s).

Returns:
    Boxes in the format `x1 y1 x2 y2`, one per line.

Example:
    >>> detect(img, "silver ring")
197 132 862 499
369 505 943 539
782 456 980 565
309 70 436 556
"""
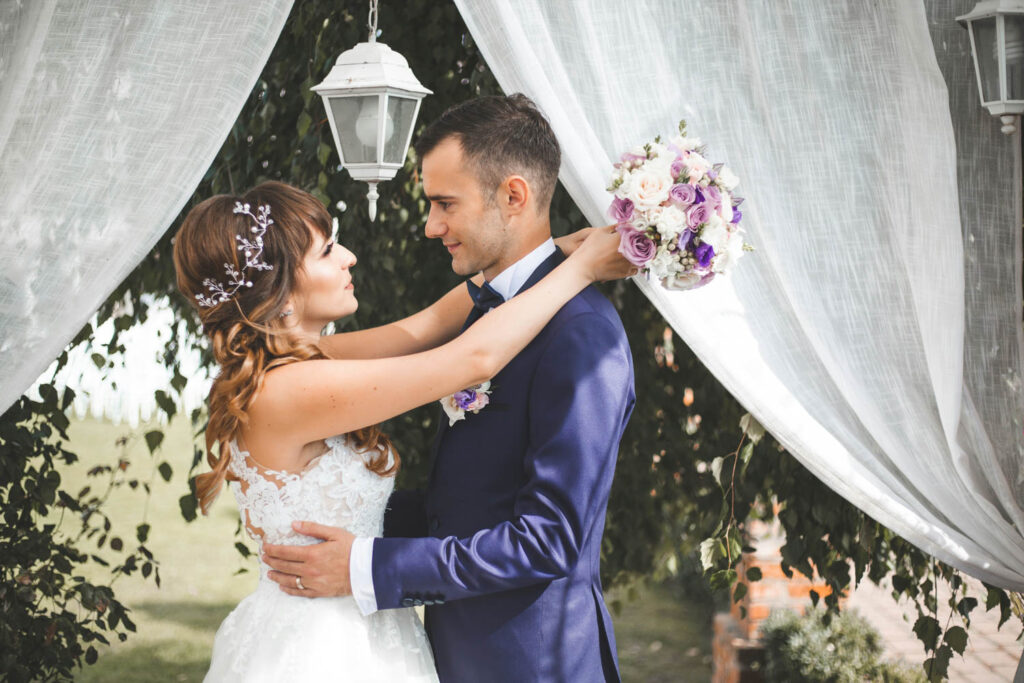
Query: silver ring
295 576 306 590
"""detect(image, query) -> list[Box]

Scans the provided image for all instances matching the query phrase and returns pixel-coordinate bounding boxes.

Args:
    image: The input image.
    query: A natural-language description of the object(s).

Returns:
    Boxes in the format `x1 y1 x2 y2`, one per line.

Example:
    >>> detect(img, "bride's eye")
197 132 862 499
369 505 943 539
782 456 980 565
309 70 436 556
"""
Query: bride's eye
323 241 334 257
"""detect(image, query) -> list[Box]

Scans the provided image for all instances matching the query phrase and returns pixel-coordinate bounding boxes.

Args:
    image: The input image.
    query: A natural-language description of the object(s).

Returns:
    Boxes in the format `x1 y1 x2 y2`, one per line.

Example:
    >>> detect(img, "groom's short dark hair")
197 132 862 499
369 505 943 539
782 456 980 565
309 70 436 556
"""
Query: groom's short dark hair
414 94 561 210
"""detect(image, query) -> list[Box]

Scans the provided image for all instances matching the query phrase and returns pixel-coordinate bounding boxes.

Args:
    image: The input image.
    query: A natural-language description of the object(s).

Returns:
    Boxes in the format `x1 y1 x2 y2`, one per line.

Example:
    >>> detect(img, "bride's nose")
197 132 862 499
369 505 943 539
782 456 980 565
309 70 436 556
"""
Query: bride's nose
340 246 357 268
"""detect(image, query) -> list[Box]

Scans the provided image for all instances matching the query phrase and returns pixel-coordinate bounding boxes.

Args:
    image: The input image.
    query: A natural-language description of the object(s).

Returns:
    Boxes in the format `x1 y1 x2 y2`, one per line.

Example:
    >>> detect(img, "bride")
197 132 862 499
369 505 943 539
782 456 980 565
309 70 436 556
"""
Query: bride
171 180 631 681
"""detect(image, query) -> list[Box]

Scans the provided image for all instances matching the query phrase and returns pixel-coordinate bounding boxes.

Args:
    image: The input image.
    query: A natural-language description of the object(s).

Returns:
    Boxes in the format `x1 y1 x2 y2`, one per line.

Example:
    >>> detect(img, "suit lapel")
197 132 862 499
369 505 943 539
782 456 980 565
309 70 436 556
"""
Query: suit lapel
428 247 566 485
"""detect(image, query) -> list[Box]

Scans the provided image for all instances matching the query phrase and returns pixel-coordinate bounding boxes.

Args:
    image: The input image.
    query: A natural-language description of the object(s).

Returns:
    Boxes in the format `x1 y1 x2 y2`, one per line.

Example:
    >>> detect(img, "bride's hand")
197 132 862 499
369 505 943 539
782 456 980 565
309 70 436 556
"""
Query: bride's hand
569 225 638 282
553 227 594 257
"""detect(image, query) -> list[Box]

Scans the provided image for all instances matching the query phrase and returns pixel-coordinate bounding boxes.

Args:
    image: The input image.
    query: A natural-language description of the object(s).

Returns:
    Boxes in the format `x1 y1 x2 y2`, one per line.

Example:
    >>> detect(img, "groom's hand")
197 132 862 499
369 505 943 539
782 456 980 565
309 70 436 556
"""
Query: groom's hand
263 521 355 598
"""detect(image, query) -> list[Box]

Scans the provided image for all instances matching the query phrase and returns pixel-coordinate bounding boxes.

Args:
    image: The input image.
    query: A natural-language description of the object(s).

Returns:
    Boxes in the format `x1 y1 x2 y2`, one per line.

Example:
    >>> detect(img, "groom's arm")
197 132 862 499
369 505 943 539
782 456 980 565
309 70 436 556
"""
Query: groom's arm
317 278 480 360
370 310 634 609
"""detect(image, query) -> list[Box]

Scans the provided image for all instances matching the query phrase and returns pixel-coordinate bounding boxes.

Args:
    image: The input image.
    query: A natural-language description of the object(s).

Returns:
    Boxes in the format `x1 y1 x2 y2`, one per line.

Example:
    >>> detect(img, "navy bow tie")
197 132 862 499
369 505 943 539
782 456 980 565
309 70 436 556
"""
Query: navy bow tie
466 280 504 313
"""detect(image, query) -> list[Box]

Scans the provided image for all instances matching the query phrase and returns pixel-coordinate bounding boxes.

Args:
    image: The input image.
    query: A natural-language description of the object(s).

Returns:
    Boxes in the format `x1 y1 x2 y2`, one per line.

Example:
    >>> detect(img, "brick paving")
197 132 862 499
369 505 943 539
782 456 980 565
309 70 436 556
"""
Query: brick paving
845 577 1023 682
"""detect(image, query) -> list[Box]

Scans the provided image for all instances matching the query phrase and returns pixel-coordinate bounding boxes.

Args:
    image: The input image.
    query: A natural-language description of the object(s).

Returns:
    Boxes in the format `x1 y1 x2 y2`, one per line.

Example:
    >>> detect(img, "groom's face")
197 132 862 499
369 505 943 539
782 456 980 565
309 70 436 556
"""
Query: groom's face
422 137 511 279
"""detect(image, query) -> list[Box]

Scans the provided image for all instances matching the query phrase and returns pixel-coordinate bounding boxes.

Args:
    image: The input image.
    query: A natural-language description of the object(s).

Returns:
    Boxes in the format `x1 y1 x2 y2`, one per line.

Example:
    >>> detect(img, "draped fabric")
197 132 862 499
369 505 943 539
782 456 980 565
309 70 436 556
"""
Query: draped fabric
0 0 293 415
454 0 1024 590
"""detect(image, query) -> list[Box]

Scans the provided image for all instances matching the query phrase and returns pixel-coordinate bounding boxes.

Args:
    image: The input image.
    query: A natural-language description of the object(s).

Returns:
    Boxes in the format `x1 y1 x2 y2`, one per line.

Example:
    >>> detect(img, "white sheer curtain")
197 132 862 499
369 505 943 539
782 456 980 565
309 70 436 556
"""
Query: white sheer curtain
454 0 1024 591
0 0 293 415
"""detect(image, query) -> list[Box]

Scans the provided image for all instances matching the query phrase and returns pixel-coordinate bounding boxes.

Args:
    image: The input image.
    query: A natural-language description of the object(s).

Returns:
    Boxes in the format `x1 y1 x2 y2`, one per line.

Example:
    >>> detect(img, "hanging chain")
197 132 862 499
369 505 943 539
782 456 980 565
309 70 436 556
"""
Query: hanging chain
367 0 379 42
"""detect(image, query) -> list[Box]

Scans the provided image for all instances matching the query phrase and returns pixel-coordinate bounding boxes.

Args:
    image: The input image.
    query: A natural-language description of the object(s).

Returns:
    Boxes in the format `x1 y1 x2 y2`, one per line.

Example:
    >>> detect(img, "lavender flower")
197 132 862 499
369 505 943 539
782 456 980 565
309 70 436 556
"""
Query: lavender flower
617 226 657 267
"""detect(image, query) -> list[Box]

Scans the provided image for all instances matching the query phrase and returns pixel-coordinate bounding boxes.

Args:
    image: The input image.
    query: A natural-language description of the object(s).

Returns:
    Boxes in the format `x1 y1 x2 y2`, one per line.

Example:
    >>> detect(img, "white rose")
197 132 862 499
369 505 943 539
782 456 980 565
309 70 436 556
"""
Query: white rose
717 189 733 222
648 248 678 280
699 215 730 253
626 166 673 210
655 205 686 240
685 153 711 183
712 230 745 273
717 165 739 191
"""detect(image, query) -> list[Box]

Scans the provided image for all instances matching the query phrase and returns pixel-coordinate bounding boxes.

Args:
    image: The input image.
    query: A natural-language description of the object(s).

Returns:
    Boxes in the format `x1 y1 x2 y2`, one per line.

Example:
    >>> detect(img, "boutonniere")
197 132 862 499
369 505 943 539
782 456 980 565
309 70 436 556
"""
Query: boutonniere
440 381 492 426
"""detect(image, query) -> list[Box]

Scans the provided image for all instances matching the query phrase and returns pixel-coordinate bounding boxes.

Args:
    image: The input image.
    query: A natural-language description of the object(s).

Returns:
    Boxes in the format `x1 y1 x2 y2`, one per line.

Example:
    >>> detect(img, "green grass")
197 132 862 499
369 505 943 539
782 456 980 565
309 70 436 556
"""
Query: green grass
55 418 711 681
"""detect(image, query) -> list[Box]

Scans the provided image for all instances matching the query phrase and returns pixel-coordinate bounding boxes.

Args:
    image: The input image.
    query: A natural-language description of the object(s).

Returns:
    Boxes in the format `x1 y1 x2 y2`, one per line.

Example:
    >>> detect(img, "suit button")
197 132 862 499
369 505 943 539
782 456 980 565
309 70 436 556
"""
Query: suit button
413 599 424 606
429 516 440 531
401 598 414 607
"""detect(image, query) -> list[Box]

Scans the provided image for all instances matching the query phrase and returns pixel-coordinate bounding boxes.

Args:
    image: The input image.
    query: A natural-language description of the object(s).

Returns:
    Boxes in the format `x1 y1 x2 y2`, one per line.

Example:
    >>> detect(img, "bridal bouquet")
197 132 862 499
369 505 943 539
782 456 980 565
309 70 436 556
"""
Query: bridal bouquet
608 122 748 290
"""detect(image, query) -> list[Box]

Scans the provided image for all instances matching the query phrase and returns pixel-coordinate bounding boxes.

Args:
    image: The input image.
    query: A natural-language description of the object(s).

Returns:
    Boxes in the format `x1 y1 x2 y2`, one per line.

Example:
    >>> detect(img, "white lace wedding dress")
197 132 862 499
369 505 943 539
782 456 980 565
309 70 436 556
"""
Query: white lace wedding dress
204 436 438 682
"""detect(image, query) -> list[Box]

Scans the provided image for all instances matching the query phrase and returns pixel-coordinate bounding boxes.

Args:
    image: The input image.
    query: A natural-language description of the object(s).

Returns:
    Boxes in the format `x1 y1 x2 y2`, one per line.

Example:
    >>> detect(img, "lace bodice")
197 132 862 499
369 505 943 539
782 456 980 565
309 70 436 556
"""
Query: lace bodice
228 435 395 561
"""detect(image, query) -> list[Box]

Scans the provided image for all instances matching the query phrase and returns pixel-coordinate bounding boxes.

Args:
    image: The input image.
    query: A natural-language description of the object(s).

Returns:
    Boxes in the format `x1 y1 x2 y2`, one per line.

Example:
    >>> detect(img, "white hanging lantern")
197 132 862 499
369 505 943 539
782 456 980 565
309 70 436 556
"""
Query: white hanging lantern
958 0 1024 134
312 1 432 220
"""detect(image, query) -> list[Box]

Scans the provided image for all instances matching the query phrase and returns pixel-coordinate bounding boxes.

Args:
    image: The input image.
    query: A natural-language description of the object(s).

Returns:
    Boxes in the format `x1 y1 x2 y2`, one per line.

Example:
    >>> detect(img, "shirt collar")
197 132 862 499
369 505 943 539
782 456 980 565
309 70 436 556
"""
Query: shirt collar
486 238 557 301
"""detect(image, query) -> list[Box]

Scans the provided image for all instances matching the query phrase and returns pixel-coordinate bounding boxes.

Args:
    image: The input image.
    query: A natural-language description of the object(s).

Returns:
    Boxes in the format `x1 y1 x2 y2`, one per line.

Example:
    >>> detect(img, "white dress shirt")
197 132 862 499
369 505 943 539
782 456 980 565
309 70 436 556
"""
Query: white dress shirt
349 238 557 615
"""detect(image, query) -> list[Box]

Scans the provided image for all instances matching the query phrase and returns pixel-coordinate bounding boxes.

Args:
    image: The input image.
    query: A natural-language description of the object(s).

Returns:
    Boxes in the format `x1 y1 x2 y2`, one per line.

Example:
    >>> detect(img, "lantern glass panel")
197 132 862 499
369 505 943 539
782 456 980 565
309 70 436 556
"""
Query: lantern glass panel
973 17 1000 103
328 95 379 164
1006 14 1024 100
383 96 419 164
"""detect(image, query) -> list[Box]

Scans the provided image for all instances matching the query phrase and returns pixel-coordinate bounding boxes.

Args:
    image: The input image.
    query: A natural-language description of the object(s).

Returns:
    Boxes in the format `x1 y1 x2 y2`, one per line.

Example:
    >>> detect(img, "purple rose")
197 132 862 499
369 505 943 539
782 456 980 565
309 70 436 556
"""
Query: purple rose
670 157 686 181
617 226 656 267
678 228 696 251
731 208 742 224
609 196 634 224
694 242 715 268
686 204 712 228
668 183 696 206
703 185 721 210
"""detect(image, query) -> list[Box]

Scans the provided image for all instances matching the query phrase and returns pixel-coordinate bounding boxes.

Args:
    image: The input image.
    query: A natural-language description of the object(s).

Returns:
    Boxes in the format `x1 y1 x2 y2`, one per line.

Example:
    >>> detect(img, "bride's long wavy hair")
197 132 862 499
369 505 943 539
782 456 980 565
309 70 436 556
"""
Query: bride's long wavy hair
173 181 397 514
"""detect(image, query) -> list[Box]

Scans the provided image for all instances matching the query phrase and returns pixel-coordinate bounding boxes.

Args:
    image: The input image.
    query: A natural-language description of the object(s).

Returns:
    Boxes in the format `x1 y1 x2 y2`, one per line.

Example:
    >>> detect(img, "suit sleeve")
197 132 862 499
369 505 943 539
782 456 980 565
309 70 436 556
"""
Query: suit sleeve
370 311 634 608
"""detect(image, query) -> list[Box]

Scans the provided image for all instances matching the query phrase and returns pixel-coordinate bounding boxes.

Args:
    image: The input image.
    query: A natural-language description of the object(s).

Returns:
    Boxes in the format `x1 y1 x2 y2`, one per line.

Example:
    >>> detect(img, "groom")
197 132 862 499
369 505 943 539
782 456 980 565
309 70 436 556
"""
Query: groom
265 94 635 682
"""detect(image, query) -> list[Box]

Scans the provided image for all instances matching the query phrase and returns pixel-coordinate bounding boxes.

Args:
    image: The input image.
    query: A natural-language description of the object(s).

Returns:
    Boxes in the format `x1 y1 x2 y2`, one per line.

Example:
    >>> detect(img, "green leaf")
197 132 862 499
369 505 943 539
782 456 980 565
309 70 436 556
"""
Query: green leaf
157 462 173 482
179 493 198 522
699 538 718 571
144 430 164 454
745 566 762 582
732 582 747 603
109 537 123 552
913 615 941 650
710 457 725 487
297 110 312 138
85 646 98 665
136 523 150 543
91 353 105 369
943 625 968 655
234 542 251 558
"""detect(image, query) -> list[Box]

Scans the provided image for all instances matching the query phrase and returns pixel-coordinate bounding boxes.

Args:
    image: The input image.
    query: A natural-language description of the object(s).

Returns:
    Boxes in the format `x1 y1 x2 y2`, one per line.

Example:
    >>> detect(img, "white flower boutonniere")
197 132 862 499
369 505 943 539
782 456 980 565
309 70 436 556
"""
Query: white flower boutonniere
440 381 492 427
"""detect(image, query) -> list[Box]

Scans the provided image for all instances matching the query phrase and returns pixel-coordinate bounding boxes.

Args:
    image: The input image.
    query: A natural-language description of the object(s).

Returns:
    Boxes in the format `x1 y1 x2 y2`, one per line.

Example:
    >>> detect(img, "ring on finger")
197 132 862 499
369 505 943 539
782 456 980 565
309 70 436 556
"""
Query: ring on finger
295 576 306 591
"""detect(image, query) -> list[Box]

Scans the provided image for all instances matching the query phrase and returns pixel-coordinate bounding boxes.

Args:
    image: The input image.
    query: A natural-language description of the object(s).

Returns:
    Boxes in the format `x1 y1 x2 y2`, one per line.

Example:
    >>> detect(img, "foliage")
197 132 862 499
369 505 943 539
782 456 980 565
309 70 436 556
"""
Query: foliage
0 367 166 681
760 609 926 683
0 1 1019 680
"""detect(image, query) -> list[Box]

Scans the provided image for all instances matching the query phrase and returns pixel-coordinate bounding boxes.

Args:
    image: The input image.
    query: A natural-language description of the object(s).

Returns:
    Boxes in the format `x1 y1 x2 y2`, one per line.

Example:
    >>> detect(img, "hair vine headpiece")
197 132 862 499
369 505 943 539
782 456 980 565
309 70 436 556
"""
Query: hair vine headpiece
196 201 274 308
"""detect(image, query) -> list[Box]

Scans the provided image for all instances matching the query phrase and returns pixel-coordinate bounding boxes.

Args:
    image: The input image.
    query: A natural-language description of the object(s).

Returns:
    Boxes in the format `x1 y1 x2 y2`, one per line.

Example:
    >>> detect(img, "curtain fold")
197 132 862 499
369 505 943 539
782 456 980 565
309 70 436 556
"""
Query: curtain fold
454 0 1024 590
0 0 294 414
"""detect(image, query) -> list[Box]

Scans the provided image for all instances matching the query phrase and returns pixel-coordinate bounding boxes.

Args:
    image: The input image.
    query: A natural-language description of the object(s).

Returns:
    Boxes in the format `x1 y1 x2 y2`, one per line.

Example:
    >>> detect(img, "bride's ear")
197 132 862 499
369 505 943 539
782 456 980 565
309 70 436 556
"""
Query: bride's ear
499 175 530 217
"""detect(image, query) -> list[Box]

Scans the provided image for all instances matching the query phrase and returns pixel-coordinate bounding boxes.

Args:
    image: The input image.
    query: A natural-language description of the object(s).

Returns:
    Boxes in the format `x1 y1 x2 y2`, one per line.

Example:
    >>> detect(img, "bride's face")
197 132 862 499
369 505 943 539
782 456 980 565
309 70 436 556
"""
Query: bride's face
292 225 358 328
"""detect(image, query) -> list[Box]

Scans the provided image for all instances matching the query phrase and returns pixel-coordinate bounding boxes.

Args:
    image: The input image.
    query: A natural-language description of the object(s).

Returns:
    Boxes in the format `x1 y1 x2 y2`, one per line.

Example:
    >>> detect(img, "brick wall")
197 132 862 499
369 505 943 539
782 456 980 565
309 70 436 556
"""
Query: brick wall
712 518 843 681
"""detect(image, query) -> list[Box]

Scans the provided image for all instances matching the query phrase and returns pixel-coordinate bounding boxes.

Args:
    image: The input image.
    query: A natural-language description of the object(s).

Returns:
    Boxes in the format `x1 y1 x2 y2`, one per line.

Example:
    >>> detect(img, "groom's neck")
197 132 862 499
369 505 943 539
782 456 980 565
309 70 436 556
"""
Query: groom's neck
486 217 551 280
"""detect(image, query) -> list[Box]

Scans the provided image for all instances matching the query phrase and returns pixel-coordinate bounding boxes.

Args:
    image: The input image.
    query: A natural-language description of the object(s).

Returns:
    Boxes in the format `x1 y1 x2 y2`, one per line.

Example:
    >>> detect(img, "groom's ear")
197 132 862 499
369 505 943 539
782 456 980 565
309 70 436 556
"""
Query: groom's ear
499 175 530 217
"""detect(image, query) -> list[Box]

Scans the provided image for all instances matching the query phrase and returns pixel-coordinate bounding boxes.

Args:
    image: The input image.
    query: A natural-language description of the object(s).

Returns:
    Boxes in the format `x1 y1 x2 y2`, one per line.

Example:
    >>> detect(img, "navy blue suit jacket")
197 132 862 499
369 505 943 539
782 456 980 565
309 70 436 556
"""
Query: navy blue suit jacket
373 250 635 682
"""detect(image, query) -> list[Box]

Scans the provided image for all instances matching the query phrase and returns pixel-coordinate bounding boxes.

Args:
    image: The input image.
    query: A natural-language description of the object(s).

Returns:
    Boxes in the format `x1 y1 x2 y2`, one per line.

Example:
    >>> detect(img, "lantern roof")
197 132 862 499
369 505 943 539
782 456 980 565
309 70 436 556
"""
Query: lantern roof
958 0 1024 24
312 41 432 97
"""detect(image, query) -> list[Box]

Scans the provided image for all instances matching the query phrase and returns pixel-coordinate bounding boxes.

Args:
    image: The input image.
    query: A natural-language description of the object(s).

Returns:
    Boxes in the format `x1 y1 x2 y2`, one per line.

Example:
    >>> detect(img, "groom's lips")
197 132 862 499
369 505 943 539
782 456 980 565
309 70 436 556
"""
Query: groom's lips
444 242 460 254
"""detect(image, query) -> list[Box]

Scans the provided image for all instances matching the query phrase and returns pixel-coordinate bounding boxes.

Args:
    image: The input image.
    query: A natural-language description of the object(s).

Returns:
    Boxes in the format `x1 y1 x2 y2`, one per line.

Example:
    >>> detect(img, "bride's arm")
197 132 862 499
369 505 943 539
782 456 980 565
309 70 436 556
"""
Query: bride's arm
251 227 630 446
317 226 605 360
316 278 479 360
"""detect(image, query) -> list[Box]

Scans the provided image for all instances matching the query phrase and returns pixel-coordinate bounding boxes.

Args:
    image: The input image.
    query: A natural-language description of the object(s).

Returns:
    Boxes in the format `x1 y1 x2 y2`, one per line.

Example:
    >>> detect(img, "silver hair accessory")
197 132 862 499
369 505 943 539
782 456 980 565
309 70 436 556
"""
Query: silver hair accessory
196 201 274 308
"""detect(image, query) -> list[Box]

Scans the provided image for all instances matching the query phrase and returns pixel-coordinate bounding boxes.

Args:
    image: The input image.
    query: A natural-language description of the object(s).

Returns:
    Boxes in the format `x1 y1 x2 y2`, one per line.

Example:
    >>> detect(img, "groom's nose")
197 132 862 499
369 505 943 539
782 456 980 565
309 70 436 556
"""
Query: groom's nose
424 210 445 239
